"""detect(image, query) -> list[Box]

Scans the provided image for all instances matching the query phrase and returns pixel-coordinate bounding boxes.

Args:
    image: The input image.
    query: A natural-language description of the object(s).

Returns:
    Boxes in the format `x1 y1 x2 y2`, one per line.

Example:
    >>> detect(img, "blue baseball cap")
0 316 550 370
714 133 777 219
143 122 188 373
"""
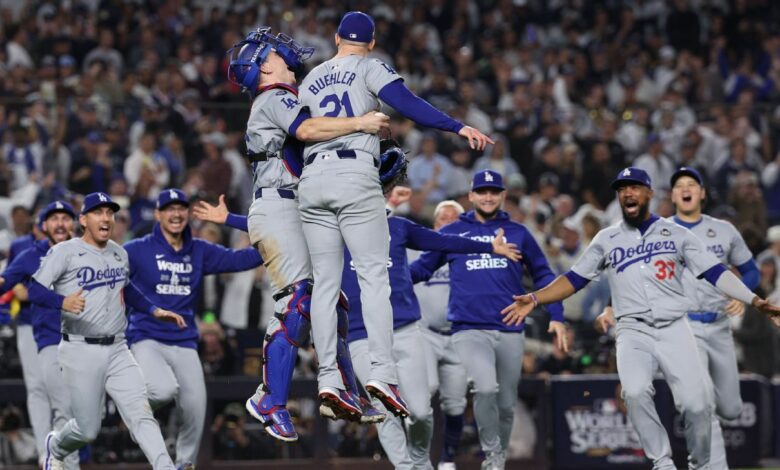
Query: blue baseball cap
81 192 120 215
611 167 652 190
156 188 189 209
670 166 704 187
38 200 76 230
338 11 375 43
471 170 505 191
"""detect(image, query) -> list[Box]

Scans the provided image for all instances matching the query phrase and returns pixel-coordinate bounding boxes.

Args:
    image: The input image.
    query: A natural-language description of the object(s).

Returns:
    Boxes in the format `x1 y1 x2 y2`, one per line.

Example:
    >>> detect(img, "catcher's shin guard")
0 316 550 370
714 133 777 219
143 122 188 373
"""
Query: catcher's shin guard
261 279 313 406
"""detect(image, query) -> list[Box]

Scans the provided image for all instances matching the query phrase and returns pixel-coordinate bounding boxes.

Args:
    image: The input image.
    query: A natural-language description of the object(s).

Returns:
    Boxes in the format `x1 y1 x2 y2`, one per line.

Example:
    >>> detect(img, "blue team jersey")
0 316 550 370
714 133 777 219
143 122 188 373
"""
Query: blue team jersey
342 216 493 343
1 239 61 350
124 224 262 349
7 234 34 325
411 210 564 333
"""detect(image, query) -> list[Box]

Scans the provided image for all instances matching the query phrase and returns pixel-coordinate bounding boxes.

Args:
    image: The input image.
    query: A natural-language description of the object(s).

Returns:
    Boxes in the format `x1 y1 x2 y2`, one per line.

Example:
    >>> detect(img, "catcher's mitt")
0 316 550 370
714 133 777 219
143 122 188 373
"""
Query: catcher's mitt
378 138 408 193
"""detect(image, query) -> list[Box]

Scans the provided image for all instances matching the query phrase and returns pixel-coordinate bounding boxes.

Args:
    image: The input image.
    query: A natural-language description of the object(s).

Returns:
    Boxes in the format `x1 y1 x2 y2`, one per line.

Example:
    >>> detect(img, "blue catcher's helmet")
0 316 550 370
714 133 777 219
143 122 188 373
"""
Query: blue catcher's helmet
226 27 315 96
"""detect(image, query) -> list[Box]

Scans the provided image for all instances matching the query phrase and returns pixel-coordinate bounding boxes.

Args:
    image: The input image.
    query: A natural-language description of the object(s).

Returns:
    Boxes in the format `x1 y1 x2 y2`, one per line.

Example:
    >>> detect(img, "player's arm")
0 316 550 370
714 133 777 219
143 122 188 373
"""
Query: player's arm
683 231 780 319
30 245 78 312
192 195 248 232
519 231 565 321
293 110 390 142
377 80 493 150
124 281 186 328
502 230 607 326
0 250 34 295
409 250 447 284
404 219 521 261
201 241 263 274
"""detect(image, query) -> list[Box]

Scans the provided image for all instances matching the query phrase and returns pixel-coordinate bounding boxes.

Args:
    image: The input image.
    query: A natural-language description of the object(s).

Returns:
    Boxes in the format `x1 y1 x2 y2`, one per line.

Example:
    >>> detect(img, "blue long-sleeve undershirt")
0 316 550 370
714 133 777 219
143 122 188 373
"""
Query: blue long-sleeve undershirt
378 80 464 134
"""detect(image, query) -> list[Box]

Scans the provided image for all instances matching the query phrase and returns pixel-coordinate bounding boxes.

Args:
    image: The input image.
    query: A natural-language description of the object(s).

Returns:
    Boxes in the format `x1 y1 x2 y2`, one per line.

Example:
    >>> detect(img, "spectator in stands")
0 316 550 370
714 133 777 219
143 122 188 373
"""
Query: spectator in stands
408 133 453 206
124 131 170 196
0 405 37 465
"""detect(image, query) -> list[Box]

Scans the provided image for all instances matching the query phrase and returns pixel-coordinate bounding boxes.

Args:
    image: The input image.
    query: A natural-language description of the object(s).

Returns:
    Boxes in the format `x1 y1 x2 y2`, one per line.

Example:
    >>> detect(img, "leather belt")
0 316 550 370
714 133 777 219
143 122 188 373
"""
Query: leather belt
63 333 116 345
304 149 378 168
254 188 296 200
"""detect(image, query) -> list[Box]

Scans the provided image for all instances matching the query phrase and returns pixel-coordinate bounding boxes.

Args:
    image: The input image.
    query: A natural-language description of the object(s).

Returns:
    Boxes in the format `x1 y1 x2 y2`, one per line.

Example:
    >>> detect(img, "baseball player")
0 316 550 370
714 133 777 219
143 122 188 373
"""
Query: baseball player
410 200 470 470
501 167 780 470
225 27 390 436
411 170 566 470
597 166 760 469
28 192 186 470
3 222 51 463
124 188 263 468
0 202 80 469
342 190 520 470
297 10 493 418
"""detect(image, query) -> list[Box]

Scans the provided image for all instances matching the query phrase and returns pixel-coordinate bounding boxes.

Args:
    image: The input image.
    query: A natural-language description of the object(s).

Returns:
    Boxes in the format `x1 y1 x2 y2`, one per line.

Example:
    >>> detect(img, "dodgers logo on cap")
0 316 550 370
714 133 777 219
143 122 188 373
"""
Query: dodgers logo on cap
39 200 76 229
611 167 652 190
471 170 505 191
81 192 121 215
157 188 189 210
670 166 704 188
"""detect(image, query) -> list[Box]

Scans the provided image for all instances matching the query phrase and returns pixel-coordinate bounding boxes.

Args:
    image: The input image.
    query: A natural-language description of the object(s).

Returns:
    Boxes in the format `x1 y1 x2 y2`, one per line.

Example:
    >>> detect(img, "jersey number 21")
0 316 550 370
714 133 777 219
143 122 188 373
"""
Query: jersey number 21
320 92 354 117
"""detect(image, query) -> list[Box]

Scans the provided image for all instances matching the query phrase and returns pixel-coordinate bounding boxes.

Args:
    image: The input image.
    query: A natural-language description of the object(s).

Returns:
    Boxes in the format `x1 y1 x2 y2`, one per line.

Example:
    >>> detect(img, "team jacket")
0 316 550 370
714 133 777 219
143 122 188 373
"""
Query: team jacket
343 215 495 343
411 210 564 333
1 239 60 350
124 224 262 349
6 234 34 324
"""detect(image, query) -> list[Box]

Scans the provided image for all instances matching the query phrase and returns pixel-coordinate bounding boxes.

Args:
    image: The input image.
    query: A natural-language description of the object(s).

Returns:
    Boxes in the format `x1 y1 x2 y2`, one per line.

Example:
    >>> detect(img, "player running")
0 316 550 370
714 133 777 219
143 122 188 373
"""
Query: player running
297 10 493 418
124 188 263 468
0 202 80 469
501 167 780 470
28 192 185 470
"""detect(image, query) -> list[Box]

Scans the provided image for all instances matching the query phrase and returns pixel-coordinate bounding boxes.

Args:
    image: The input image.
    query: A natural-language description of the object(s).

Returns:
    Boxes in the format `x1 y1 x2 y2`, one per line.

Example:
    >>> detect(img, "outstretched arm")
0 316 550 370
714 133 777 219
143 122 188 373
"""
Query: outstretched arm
500 275 576 326
192 195 248 232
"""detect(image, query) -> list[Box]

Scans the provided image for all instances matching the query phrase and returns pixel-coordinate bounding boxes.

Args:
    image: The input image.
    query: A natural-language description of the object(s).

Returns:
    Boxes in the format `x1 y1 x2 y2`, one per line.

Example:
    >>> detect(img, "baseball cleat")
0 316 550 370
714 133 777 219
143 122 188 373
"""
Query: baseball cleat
245 395 298 442
44 432 65 470
366 380 410 418
319 386 362 422
358 395 386 424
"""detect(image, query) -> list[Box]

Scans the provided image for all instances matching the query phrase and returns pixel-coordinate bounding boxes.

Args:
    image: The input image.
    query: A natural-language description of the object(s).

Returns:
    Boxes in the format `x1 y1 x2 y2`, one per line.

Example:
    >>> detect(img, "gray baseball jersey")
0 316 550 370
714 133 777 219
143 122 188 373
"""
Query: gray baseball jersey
669 215 753 317
33 238 129 336
246 88 304 191
570 217 721 324
299 55 401 158
409 249 451 332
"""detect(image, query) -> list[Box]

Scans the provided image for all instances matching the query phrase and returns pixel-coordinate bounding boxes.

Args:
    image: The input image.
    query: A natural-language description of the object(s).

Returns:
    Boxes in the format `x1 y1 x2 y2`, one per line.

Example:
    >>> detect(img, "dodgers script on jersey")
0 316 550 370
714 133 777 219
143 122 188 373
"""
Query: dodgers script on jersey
570 217 721 324
673 215 753 317
33 238 130 336
246 88 305 190
299 55 401 158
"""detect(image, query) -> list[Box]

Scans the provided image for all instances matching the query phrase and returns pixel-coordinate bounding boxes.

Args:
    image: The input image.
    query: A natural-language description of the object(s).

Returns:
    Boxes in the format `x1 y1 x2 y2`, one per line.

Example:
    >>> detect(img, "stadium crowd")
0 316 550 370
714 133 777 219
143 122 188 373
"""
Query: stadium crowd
2 0 780 465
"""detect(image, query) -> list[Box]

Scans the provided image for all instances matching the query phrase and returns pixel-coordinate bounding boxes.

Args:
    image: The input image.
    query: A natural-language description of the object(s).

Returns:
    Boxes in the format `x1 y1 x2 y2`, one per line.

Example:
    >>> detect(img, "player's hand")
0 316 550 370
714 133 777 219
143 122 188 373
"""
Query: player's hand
500 294 535 326
62 289 85 314
387 186 412 208
724 299 745 317
595 306 616 333
548 320 569 353
752 297 780 323
458 126 494 151
153 308 187 329
357 111 390 134
193 195 228 224
0 277 5 288
491 228 522 262
12 284 28 302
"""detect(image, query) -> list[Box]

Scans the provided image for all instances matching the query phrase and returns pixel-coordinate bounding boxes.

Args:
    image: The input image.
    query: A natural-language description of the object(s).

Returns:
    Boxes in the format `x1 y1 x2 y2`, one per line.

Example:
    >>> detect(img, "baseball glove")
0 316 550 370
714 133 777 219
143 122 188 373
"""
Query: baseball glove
378 138 408 193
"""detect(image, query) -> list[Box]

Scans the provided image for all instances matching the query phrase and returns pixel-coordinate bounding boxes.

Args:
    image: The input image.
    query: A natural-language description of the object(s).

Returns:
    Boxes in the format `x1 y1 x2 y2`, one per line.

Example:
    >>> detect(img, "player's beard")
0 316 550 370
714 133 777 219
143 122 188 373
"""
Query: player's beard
475 206 500 220
621 200 650 227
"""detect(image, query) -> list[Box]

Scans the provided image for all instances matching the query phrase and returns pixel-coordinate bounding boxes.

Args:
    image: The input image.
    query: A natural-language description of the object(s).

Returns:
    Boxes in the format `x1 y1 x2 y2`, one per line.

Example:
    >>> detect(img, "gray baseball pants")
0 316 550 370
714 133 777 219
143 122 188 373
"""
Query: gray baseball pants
17 324 51 458
350 321 433 469
452 329 525 457
131 339 206 466
616 317 713 470
39 344 79 469
49 337 175 469
299 155 397 389
689 316 742 470
422 328 468 416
